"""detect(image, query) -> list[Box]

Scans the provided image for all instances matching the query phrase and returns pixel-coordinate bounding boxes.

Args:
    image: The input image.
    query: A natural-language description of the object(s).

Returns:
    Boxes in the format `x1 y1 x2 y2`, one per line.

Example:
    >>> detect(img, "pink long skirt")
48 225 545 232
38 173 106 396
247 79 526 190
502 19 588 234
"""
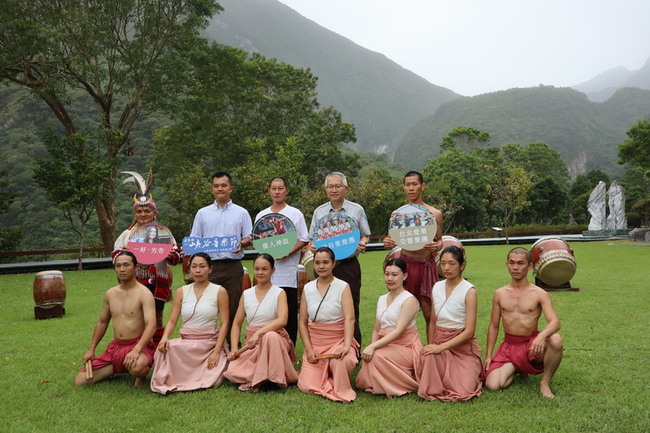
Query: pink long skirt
298 321 359 402
224 325 298 391
417 326 483 401
150 326 227 395
355 327 423 397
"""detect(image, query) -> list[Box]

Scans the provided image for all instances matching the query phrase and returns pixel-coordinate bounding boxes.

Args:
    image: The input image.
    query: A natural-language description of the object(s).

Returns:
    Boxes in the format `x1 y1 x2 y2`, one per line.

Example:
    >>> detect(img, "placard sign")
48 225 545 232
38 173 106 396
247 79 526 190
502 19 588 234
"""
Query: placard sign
182 235 239 255
387 204 437 251
127 223 174 265
252 213 297 258
312 212 360 260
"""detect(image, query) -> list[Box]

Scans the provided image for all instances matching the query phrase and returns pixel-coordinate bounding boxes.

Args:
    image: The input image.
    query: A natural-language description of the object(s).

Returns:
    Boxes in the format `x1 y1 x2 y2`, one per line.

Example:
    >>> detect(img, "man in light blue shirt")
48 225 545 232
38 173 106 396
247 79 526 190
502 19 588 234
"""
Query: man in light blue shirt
190 171 253 336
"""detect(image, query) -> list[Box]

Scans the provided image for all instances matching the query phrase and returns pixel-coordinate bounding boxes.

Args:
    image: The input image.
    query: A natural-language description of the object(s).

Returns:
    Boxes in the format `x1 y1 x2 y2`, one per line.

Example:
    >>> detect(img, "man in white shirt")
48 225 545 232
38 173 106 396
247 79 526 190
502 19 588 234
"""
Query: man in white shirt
254 177 309 344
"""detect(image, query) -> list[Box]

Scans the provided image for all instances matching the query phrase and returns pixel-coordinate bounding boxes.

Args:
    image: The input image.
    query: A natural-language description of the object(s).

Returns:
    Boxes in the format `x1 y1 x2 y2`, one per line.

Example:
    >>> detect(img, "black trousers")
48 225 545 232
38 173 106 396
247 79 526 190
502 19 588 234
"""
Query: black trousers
333 256 362 346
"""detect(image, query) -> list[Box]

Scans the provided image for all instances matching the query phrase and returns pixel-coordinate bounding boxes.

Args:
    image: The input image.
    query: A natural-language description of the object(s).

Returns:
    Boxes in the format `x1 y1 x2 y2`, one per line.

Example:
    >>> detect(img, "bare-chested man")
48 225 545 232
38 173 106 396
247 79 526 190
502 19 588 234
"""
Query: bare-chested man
383 171 443 328
74 251 157 387
484 247 563 398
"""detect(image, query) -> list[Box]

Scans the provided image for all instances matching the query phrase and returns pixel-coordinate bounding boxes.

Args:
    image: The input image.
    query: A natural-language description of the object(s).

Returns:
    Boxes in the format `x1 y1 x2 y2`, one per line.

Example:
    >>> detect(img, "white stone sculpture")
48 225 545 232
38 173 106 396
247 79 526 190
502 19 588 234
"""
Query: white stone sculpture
606 180 627 230
587 181 607 231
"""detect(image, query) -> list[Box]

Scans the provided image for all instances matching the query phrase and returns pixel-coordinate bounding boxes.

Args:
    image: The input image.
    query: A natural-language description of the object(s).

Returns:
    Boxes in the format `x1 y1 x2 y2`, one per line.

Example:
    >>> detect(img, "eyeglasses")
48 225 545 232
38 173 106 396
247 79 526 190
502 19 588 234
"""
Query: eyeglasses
325 184 346 190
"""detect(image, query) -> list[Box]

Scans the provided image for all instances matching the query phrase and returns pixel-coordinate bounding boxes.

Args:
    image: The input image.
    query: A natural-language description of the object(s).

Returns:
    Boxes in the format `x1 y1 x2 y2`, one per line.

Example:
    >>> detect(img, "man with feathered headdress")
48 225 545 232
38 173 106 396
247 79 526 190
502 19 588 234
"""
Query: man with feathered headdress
113 170 181 345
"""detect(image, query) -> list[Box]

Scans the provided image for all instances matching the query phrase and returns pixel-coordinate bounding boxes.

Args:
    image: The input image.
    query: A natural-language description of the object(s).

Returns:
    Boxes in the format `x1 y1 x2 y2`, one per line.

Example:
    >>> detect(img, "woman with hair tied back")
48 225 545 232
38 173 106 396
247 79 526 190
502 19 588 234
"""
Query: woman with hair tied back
297 246 359 402
150 252 229 394
417 245 483 401
224 254 298 392
355 258 422 398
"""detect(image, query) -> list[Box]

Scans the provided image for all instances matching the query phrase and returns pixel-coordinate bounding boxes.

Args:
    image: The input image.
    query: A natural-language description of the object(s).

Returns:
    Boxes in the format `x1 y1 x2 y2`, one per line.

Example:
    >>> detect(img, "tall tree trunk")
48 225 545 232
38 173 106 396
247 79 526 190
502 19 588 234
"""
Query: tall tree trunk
77 223 85 271
96 190 116 256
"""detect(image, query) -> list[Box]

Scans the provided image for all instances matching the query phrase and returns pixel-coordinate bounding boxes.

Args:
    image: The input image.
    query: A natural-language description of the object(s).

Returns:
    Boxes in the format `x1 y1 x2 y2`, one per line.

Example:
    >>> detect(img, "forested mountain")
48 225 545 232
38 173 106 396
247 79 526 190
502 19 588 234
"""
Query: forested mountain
204 0 459 155
572 57 650 102
394 86 650 177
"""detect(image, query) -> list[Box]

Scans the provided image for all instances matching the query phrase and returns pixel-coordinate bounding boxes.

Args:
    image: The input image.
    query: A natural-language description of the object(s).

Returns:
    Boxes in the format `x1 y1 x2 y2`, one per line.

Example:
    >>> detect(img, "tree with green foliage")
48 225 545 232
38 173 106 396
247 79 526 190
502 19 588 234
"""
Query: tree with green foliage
152 42 358 232
0 0 222 253
423 147 492 232
501 142 570 224
618 120 650 177
33 131 112 269
441 126 491 152
0 169 21 260
568 170 610 224
486 165 532 243
348 169 403 236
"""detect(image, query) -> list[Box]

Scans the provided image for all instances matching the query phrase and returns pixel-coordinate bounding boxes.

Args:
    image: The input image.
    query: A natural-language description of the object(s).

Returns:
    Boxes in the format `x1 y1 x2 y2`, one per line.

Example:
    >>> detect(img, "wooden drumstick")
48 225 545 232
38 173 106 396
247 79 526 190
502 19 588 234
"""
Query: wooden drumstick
234 345 250 357
314 353 338 360
85 360 93 380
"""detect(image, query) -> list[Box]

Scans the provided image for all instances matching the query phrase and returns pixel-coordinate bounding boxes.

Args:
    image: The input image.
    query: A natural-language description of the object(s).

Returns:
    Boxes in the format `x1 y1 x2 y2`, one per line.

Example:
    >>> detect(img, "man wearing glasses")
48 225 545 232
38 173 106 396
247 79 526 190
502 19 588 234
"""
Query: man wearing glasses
309 172 371 346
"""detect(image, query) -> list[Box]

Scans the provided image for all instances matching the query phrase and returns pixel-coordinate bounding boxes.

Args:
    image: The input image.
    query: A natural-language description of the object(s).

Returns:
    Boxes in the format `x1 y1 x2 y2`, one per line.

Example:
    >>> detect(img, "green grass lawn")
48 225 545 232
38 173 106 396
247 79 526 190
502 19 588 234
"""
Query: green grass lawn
1 241 648 432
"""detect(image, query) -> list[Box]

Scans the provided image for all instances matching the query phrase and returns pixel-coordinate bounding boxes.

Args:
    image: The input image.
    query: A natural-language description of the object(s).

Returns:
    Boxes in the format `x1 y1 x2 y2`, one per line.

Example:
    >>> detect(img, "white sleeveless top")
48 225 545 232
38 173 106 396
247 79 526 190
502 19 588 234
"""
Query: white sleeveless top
376 290 416 331
243 284 283 327
303 277 347 323
181 283 221 328
431 279 474 329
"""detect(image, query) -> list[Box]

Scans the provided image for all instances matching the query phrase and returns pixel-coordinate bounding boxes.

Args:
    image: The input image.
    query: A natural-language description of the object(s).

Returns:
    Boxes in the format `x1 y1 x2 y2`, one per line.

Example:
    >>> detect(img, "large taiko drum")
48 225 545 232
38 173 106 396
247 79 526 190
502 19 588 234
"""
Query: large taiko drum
530 237 576 286
437 236 466 276
383 246 402 269
33 270 66 319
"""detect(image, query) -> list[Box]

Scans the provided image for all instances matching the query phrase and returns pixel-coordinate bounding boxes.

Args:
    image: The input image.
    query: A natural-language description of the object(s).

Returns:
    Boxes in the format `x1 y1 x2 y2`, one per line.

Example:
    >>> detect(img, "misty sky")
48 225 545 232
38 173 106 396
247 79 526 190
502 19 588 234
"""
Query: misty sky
276 0 650 96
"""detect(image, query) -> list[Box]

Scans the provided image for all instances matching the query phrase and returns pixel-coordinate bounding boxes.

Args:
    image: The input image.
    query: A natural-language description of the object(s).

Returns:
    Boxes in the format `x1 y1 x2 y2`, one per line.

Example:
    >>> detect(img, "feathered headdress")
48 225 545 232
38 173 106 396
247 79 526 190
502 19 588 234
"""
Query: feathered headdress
122 170 157 213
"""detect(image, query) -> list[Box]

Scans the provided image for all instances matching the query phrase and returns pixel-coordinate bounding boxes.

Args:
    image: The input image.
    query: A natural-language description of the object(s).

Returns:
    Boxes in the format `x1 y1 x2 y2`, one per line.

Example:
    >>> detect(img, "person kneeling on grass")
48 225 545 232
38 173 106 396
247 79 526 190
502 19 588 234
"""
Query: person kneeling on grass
224 254 298 392
484 247 563 398
75 251 157 387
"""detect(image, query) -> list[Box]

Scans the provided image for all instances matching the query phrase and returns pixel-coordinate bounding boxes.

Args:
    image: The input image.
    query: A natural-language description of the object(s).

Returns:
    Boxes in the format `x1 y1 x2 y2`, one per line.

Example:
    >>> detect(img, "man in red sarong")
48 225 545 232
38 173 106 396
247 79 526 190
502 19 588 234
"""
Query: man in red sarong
383 171 443 329
74 251 157 387
484 247 564 398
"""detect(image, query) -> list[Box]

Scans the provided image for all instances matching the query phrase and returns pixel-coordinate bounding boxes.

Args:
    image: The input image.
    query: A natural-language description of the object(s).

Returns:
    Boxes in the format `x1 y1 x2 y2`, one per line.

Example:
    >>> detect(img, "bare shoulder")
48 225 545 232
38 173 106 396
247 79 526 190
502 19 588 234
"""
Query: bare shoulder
424 204 443 220
136 282 154 299
529 283 550 300
104 285 120 299
493 285 509 298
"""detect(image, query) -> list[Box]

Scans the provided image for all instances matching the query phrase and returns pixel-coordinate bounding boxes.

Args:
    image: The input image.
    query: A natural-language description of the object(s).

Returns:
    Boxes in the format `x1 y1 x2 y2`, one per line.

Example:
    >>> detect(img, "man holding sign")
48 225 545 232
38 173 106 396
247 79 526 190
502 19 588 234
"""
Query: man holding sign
254 177 309 344
113 171 180 345
383 171 443 328
309 172 370 345
190 171 253 338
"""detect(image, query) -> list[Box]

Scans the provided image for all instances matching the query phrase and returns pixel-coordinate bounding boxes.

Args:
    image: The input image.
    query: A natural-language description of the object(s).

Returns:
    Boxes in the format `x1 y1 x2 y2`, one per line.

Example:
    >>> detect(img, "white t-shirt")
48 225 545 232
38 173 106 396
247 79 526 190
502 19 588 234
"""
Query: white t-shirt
255 205 309 288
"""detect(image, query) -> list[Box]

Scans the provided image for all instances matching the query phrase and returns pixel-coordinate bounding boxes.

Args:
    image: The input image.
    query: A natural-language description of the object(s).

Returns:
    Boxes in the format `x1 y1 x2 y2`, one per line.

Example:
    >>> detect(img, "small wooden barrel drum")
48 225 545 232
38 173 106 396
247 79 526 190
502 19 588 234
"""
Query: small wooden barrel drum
437 236 466 276
242 266 252 291
530 237 576 286
182 254 193 284
297 249 315 301
33 270 66 319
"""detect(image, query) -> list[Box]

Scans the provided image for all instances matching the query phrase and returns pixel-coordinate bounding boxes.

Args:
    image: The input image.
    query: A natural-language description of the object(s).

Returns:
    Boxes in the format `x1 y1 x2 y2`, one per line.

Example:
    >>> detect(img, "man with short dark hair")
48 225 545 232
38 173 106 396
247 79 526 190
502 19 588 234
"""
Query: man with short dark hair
190 171 253 338
75 251 157 387
484 247 564 398
383 171 443 328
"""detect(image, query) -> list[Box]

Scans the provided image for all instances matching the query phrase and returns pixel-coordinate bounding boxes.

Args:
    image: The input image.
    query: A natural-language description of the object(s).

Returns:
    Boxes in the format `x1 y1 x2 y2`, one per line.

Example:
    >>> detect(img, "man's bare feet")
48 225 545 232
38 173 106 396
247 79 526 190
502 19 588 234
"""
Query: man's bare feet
540 382 555 398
